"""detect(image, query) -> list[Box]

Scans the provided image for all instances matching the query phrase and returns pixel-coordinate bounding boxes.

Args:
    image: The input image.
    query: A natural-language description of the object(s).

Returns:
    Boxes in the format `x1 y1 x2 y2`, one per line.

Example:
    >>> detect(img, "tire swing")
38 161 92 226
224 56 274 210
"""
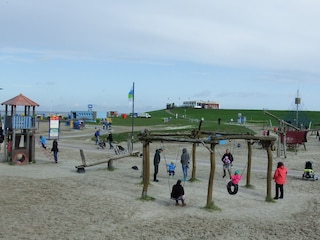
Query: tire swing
13 152 28 165
227 181 238 195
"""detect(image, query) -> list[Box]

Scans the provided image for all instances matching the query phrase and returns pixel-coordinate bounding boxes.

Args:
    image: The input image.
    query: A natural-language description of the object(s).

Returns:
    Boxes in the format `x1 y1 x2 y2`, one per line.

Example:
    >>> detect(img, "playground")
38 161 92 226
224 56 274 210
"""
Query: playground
0 122 319 239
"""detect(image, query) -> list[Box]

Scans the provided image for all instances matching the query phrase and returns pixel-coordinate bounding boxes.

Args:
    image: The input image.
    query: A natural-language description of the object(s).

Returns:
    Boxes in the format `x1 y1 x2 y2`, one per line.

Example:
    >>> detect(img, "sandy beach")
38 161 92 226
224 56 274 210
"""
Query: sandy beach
0 122 319 240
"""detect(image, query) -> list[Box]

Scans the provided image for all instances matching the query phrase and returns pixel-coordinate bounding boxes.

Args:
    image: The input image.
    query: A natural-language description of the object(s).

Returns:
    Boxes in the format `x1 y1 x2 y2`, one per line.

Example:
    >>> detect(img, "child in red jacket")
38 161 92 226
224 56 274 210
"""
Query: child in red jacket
230 169 242 185
273 162 288 199
227 169 242 195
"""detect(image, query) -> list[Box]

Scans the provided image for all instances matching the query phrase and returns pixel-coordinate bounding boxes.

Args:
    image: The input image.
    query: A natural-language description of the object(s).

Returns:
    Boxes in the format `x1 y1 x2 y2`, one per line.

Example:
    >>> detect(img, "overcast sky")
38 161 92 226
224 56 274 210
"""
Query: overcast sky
1 0 319 113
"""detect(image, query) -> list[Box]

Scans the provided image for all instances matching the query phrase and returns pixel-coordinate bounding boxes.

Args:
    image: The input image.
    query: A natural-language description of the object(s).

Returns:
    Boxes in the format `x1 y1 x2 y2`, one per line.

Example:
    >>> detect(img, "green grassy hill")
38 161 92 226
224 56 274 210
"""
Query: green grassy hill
105 108 320 143
111 108 320 128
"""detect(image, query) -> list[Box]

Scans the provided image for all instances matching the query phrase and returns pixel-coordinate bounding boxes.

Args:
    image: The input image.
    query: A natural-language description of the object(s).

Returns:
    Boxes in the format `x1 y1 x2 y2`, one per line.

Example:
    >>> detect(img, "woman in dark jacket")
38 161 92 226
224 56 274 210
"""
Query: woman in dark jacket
107 132 113 149
171 179 186 206
153 148 163 182
51 139 59 163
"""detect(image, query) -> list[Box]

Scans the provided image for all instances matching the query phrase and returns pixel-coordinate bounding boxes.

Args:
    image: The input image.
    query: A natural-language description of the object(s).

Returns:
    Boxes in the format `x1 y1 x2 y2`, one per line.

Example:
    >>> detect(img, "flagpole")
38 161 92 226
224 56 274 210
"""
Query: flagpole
131 82 135 151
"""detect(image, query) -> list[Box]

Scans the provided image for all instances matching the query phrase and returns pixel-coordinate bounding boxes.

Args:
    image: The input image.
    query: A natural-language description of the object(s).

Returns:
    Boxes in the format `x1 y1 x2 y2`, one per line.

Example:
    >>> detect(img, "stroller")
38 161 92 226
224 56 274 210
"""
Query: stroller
114 145 126 155
302 161 318 181
97 140 106 149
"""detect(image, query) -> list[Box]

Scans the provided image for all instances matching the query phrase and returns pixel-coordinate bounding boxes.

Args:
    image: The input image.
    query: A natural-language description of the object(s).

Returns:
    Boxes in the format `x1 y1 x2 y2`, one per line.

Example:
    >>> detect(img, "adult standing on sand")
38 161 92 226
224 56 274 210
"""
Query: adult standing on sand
95 129 100 145
153 148 163 182
107 132 113 149
221 148 234 178
180 148 190 181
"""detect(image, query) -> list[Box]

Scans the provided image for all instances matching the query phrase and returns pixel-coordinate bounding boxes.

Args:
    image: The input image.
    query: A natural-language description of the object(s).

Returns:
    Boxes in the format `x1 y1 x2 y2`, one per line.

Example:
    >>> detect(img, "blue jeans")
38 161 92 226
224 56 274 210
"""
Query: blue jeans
53 151 58 162
182 165 188 180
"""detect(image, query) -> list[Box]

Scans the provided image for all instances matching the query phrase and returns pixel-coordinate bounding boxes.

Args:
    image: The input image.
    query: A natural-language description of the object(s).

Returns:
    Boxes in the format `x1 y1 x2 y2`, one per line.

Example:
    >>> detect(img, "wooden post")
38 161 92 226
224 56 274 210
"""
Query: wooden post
266 141 273 201
107 159 114 170
283 132 287 158
141 141 150 198
276 132 280 157
191 143 196 180
246 141 252 186
206 143 216 207
80 149 87 166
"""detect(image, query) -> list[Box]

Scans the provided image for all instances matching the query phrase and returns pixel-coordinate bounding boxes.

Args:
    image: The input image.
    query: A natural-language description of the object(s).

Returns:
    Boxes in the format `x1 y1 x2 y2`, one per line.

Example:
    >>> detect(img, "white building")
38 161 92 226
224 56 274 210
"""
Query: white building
182 100 220 109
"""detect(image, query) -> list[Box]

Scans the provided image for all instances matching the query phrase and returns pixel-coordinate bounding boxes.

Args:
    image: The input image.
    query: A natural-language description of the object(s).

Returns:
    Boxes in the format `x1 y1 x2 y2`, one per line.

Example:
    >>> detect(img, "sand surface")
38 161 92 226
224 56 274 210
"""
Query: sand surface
0 122 319 240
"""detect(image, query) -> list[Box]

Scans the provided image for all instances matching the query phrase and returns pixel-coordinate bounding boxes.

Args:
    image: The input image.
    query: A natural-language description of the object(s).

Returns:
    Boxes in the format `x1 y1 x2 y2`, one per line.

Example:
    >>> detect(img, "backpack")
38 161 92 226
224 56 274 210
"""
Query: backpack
94 132 97 137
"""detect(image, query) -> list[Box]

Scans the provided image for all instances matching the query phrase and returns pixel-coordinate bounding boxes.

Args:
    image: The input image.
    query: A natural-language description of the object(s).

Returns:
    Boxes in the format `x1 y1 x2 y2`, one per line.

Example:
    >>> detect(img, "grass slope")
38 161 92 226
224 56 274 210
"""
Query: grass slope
102 108 320 143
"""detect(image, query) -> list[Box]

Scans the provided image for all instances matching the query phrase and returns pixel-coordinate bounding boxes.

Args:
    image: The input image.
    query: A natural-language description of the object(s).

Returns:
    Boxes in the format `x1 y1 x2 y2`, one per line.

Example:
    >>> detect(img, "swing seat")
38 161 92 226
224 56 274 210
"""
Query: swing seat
170 195 186 201
227 181 238 195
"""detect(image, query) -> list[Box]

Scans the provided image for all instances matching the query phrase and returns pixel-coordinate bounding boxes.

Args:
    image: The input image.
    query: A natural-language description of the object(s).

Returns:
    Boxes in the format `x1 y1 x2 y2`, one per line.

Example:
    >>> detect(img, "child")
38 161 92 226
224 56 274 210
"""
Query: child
222 155 232 178
230 169 242 185
273 161 287 199
166 161 176 176
39 136 47 149
227 169 242 195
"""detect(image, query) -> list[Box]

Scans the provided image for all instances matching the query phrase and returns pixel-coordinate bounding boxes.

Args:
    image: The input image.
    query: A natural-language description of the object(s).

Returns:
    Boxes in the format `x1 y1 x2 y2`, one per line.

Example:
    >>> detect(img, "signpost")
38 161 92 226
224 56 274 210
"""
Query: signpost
49 115 60 140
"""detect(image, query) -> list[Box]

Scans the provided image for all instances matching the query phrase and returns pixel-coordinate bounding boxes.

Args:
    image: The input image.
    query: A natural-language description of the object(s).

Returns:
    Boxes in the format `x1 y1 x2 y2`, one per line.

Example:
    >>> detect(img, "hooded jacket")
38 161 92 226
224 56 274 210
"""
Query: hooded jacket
153 149 161 165
273 165 287 185
180 148 190 166
51 139 59 152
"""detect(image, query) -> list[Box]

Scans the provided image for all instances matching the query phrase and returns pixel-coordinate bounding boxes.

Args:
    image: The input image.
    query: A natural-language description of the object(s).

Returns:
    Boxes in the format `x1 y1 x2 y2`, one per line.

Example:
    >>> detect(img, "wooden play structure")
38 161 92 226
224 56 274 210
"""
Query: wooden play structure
137 122 277 208
1 94 39 164
75 149 140 173
264 110 307 158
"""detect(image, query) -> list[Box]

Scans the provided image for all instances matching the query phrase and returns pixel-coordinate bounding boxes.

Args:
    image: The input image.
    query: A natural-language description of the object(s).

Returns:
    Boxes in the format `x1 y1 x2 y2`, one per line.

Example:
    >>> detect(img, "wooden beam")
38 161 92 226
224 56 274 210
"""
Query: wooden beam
246 141 253 186
138 134 276 144
265 141 273 201
76 149 132 169
142 141 150 198
264 110 300 130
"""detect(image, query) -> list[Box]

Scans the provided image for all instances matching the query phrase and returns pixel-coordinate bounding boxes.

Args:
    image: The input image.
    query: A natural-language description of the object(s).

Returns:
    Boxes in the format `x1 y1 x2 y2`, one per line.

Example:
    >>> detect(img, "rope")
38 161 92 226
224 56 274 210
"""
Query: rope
161 141 188 194
159 142 172 195
239 161 247 177
38 141 53 161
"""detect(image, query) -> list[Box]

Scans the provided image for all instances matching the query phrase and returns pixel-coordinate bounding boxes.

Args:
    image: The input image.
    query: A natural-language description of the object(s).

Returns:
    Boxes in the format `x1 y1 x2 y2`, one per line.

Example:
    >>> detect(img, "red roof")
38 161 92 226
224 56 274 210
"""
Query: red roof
1 93 40 107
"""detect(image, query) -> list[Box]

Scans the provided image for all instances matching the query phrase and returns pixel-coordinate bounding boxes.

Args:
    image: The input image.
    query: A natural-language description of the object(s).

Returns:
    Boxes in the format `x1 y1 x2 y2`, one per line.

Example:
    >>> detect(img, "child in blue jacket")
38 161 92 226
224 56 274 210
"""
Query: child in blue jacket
166 162 176 176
